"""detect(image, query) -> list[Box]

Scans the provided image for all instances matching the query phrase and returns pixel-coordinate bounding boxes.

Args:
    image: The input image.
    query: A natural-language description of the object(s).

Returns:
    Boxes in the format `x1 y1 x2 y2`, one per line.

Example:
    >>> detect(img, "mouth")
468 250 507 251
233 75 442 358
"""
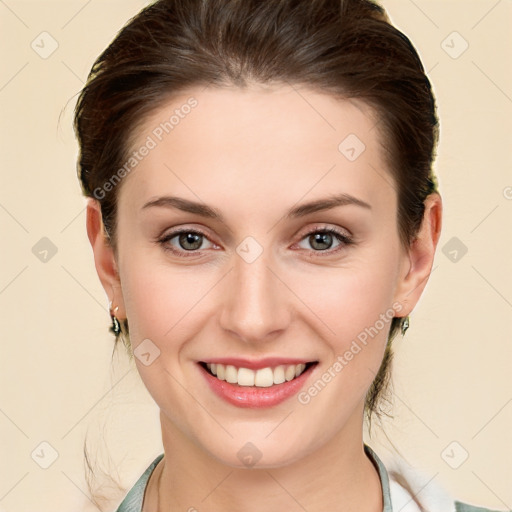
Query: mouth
198 359 318 408
199 361 318 387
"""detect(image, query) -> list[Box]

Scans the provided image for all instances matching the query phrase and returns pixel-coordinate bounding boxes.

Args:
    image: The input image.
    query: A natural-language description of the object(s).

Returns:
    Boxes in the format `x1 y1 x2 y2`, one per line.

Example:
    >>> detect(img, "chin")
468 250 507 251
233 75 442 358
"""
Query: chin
202 436 313 470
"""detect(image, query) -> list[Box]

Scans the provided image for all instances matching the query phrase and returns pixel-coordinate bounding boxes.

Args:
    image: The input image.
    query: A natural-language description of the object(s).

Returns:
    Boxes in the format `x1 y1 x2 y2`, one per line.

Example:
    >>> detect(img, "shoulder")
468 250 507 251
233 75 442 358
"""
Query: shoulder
114 453 164 512
454 502 511 512
382 450 509 512
389 476 509 512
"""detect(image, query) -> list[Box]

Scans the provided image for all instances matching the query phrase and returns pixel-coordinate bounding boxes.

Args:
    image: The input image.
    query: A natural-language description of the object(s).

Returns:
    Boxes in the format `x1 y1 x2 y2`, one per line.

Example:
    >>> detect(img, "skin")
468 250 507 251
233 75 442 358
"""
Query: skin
86 84 442 511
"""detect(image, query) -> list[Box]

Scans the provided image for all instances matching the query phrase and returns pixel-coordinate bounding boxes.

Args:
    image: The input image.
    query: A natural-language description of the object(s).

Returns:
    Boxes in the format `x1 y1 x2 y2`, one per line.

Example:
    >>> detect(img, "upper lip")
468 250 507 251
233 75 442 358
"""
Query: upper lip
199 357 317 370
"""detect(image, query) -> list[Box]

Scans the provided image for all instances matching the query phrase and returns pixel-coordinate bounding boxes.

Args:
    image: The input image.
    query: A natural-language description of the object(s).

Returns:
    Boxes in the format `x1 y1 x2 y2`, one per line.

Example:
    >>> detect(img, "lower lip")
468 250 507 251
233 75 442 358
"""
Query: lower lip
198 363 316 408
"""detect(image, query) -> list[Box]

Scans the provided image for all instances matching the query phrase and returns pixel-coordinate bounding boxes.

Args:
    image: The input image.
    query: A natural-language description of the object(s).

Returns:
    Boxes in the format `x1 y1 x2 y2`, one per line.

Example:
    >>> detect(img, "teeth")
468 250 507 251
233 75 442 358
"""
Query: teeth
225 365 238 384
238 367 255 386
285 365 296 381
254 367 274 387
295 363 306 377
206 362 309 387
273 365 285 384
216 364 226 381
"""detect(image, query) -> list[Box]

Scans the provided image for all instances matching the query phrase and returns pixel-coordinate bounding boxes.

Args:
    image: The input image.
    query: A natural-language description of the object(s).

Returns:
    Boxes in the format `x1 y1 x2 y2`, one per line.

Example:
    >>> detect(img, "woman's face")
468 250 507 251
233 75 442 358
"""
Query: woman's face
109 84 416 467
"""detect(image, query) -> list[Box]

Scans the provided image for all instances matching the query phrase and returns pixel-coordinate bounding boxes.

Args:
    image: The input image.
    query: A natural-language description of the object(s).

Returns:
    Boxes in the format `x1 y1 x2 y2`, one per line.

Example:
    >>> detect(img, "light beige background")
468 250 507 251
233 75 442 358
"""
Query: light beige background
0 0 511 511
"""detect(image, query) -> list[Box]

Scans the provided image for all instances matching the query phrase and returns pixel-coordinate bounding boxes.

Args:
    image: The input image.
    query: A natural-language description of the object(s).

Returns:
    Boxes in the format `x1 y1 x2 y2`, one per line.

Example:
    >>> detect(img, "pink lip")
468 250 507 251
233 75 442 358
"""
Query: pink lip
198 361 317 408
201 357 314 371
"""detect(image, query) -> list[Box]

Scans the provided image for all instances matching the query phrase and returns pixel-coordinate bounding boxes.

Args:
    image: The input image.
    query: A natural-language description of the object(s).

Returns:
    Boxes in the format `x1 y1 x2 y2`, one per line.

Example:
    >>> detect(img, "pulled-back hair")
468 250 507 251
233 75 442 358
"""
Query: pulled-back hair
74 0 438 507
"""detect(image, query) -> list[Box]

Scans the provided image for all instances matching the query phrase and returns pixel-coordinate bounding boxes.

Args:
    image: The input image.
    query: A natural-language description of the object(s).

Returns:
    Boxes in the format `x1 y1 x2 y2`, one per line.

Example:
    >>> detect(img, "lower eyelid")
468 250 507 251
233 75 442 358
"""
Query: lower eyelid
295 234 351 252
159 228 352 256
158 230 213 252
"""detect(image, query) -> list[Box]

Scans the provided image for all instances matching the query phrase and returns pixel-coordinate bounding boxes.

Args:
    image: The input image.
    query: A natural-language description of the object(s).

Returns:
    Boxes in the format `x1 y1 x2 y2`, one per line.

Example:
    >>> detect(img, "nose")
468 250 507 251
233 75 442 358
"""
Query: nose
219 245 291 344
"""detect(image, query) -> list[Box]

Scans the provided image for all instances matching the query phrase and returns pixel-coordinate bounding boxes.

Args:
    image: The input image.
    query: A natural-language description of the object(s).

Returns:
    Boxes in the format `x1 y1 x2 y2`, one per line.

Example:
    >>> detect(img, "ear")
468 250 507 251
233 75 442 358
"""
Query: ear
86 198 126 318
393 193 443 316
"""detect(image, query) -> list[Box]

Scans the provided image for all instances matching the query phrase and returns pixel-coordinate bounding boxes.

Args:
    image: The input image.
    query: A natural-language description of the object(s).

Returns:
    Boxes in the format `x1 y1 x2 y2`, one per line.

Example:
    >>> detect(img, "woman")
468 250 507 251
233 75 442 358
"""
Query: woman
74 0 505 510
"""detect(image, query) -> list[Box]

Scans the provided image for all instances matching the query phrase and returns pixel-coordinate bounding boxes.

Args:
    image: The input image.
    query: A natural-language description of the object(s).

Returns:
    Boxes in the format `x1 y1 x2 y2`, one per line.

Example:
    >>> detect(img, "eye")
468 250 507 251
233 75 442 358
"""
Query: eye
157 225 354 259
296 227 354 255
158 228 217 256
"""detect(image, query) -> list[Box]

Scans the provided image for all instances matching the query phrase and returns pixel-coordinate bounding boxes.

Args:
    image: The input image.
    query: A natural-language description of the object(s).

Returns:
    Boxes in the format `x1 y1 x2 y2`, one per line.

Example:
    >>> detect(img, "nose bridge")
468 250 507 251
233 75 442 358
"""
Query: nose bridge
219 241 290 342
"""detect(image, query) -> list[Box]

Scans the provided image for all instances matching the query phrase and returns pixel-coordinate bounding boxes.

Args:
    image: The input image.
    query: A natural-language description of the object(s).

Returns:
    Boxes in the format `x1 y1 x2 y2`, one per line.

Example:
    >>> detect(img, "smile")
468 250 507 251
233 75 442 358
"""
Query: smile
198 359 319 408
201 362 315 387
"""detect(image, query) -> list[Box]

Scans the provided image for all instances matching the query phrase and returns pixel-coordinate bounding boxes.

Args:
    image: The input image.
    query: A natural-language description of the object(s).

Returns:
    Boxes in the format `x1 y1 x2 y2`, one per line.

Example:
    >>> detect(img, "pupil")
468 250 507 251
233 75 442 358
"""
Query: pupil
311 232 332 250
179 233 202 250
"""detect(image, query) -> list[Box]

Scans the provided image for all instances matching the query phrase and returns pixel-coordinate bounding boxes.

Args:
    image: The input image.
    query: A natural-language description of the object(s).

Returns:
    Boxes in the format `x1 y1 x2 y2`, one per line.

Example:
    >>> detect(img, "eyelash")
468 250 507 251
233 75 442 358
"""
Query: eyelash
299 227 354 257
157 226 354 258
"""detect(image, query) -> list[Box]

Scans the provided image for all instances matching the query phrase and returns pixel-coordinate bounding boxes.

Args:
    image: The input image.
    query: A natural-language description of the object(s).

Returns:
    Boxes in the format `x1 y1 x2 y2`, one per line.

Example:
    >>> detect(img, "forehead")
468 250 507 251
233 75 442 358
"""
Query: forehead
118 84 394 217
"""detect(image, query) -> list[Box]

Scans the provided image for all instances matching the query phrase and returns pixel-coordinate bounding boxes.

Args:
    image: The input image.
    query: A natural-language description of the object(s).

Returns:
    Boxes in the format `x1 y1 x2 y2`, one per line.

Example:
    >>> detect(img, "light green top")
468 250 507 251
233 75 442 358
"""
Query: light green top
114 444 507 512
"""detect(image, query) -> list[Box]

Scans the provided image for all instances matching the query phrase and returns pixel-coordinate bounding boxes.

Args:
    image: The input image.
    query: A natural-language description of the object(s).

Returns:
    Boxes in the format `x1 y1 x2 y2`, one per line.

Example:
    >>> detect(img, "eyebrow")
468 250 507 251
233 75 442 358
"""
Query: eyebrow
141 193 372 221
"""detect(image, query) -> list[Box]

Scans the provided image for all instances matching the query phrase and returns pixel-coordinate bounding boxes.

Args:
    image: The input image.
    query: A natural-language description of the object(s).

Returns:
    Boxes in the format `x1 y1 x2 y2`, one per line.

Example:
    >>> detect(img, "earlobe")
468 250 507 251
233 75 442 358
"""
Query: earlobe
85 198 125 317
394 193 443 316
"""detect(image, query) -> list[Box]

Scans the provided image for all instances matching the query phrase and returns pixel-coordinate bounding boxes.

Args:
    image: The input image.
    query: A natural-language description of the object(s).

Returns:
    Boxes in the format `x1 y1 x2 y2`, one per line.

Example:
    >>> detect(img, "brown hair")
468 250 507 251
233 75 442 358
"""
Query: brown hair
74 0 439 506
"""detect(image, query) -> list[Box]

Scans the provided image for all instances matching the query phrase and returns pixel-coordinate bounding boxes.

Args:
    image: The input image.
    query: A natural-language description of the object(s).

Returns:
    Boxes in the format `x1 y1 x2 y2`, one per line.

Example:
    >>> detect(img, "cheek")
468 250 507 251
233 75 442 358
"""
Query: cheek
118 256 203 410
119 246 201 334
294 261 398 347
121 239 399 348
290 262 398 423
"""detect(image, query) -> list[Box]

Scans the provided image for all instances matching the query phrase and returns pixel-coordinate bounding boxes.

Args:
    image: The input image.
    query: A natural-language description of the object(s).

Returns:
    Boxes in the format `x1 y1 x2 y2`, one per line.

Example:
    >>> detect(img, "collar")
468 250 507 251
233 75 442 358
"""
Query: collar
364 443 394 511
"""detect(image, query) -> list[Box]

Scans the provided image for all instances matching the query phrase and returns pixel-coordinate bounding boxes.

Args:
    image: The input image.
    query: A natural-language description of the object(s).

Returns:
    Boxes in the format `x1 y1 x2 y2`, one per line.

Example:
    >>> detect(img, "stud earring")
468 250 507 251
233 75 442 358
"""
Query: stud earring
401 315 410 336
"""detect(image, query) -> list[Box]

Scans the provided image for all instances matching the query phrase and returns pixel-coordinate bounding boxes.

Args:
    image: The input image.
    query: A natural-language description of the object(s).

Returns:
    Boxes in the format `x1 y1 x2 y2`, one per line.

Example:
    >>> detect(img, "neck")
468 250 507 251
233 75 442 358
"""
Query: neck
145 409 383 512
